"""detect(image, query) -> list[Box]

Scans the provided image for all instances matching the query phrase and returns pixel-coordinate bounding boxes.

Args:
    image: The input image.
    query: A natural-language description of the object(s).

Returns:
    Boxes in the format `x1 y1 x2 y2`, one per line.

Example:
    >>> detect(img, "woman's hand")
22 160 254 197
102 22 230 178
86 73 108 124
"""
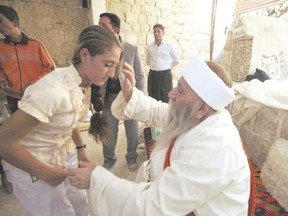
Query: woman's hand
67 161 96 189
120 62 136 102
38 166 67 187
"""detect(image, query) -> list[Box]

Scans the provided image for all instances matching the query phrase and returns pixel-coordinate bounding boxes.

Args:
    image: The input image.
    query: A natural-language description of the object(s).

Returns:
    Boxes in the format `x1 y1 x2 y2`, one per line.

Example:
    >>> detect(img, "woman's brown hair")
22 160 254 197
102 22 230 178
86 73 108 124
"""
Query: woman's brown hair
72 25 122 143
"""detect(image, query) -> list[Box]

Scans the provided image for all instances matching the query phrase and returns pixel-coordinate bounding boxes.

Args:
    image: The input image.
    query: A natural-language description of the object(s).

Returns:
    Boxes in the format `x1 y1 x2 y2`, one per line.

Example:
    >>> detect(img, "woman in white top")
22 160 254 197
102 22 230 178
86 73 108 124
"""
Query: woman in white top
0 25 122 216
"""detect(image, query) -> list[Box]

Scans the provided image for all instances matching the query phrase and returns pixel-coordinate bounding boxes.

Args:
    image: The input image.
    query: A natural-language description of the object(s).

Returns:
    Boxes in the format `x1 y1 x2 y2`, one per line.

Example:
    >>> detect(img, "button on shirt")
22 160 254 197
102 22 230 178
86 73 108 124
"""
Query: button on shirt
146 40 180 71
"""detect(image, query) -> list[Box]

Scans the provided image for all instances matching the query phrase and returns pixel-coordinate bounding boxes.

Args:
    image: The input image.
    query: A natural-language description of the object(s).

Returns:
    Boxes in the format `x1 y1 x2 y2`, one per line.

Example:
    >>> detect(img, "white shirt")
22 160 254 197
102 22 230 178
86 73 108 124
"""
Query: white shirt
89 88 250 216
5 64 90 171
146 40 180 71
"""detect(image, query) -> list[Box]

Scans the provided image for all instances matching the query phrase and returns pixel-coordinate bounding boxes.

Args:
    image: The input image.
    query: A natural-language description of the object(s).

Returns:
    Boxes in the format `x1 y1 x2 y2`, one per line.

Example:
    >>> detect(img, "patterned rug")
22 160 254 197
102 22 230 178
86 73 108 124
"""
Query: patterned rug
252 162 288 216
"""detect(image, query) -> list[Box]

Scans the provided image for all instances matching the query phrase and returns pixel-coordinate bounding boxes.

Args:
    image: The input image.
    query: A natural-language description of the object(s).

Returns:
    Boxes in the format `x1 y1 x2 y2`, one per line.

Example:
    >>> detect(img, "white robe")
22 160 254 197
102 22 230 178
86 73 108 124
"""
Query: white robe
89 88 250 216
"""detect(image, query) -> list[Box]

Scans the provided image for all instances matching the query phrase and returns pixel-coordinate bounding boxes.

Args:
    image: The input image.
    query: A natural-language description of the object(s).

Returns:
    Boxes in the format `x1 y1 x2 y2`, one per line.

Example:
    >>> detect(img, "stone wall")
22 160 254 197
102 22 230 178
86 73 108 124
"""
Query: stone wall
104 0 231 77
1 0 231 75
219 14 288 81
1 0 91 67
0 0 233 106
260 139 288 211
2 1 288 79
230 36 253 81
230 104 288 166
220 14 288 167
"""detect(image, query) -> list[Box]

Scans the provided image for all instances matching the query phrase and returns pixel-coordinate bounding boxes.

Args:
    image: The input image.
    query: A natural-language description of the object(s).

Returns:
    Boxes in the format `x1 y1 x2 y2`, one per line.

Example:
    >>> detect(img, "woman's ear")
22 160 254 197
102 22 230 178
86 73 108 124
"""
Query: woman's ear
195 101 209 120
80 48 89 65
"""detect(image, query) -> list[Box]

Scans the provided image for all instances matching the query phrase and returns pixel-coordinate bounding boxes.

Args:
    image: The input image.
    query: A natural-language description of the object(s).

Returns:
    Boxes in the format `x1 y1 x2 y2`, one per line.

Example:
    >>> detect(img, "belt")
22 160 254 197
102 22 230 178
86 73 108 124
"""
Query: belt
149 69 170 73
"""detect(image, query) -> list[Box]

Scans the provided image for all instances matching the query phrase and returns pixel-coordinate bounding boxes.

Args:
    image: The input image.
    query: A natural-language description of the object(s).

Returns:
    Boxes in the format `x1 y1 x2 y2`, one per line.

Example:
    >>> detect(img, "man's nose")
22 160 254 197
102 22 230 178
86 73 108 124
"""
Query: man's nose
168 87 176 100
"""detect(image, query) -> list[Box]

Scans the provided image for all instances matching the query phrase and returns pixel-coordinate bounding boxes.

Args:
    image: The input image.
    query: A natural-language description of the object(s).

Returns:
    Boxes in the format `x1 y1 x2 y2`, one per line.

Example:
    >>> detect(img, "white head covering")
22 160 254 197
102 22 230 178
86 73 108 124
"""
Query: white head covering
181 56 235 110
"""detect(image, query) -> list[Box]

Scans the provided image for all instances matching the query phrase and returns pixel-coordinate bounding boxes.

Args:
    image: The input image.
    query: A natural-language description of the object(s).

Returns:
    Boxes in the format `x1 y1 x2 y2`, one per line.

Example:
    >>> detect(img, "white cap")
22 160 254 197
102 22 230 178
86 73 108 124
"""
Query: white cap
181 56 235 110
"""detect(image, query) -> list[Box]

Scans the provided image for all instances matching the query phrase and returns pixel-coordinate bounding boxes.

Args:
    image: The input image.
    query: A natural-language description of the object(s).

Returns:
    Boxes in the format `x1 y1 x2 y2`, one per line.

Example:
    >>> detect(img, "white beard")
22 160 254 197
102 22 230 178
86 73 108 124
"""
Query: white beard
152 99 199 152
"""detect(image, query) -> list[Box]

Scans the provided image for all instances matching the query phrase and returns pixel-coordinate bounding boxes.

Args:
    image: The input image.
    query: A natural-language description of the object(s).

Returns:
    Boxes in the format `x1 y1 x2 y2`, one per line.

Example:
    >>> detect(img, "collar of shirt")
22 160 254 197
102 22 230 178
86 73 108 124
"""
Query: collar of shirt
4 32 28 45
153 39 165 46
62 64 83 91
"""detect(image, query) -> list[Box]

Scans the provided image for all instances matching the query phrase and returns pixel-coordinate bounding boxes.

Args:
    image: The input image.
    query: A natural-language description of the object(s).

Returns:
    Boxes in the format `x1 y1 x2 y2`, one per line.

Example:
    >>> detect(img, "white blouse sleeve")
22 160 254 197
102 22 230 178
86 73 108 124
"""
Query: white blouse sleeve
18 83 65 123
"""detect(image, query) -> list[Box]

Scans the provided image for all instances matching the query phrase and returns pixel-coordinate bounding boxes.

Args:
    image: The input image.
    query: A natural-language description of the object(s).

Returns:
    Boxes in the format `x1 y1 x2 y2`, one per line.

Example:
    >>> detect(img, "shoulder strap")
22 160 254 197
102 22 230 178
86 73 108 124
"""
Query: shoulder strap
163 140 175 170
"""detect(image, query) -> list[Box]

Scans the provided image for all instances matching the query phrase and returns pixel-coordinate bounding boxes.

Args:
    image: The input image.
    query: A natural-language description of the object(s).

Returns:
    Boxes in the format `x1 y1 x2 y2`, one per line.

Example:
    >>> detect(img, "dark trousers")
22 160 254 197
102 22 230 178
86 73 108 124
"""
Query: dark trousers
6 95 20 114
148 69 173 103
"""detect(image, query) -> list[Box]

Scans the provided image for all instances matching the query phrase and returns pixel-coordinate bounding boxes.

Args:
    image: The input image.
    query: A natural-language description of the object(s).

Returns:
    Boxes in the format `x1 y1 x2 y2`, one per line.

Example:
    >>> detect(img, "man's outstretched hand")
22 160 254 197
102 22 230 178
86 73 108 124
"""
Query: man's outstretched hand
67 161 96 189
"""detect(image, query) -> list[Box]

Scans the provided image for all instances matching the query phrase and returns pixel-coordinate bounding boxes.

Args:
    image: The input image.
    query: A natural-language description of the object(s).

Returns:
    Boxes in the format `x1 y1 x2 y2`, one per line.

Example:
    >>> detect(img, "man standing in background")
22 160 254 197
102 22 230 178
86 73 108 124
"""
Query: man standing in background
146 23 179 103
146 23 180 141
97 12 146 171
0 5 55 193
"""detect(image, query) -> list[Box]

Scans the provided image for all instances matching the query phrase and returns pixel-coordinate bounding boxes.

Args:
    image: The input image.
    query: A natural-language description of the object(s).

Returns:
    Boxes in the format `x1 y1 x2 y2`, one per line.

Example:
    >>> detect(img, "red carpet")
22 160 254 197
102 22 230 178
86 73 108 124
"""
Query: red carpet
252 162 288 216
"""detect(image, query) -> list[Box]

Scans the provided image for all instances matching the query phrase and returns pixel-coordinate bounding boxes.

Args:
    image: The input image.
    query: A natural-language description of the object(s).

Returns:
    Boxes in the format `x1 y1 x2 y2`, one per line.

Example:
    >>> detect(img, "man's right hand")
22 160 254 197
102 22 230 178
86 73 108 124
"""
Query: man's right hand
120 62 136 102
67 161 96 189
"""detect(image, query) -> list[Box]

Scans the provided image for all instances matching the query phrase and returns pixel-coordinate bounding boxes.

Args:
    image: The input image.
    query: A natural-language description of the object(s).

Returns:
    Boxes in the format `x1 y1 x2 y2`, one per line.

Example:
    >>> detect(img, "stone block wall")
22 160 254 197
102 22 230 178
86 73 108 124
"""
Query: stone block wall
1 0 91 67
1 0 230 78
221 13 288 180
0 0 234 106
219 14 288 82
104 0 232 78
230 36 253 81
260 139 288 211
230 104 288 166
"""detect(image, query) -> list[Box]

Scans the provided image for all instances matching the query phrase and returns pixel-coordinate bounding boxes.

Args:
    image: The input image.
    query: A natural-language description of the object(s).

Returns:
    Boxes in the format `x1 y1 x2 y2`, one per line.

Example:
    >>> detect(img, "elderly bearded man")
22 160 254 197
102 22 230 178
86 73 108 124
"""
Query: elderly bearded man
68 56 251 216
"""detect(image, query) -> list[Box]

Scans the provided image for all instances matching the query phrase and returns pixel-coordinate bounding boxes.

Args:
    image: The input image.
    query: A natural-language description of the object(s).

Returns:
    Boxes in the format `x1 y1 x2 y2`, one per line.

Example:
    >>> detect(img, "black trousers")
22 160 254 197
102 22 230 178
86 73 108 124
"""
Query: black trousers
6 95 20 114
147 69 173 103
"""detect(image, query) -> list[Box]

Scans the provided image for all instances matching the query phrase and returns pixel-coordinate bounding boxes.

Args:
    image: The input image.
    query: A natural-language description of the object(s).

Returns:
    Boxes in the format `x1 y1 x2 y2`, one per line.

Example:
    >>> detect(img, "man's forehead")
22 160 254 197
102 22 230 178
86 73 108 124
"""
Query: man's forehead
153 28 163 32
179 77 195 93
99 17 111 25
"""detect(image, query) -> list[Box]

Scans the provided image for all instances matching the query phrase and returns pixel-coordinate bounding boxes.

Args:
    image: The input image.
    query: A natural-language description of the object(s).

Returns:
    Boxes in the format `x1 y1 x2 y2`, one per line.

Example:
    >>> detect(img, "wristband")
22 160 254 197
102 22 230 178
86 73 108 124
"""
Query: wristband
76 144 86 150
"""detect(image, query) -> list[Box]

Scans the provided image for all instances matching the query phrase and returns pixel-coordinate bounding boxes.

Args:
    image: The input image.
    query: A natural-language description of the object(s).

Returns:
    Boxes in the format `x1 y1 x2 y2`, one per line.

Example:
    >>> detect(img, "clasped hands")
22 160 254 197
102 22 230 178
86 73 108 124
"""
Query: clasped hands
41 161 95 188
67 161 96 189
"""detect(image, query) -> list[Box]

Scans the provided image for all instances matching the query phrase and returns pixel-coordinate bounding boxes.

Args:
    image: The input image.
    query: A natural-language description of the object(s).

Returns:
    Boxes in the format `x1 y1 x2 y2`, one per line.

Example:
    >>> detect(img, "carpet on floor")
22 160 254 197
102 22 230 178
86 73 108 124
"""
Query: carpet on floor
252 162 288 216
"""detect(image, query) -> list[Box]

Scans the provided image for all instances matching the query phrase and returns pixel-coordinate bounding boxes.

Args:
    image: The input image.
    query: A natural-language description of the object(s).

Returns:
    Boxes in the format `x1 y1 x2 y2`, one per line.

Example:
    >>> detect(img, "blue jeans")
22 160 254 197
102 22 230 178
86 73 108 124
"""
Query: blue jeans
102 93 138 168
